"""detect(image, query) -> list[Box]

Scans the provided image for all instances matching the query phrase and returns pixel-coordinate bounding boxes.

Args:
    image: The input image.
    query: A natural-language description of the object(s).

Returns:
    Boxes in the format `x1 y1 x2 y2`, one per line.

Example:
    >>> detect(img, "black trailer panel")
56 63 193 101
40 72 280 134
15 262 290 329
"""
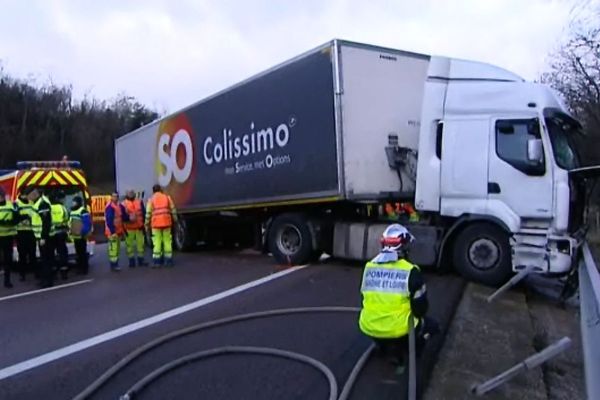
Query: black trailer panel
116 47 339 210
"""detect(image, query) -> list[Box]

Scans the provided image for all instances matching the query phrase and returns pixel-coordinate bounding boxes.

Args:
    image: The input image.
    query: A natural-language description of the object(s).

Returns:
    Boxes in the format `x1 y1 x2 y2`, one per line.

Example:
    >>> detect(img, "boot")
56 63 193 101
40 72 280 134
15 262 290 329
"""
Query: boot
137 257 148 267
110 262 121 272
128 258 136 268
164 258 174 268
151 258 161 269
4 280 13 289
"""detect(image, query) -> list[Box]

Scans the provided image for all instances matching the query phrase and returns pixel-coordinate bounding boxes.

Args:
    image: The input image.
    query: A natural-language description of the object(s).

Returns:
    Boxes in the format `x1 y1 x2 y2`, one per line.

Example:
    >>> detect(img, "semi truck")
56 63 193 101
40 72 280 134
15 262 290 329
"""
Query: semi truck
115 39 597 286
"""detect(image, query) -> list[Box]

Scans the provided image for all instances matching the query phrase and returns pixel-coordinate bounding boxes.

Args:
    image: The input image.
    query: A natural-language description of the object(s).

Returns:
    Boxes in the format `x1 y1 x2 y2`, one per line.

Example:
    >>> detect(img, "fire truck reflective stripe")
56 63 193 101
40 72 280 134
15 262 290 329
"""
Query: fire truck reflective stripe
17 172 32 188
39 173 53 186
59 171 79 185
27 171 45 186
52 172 67 185
71 171 87 185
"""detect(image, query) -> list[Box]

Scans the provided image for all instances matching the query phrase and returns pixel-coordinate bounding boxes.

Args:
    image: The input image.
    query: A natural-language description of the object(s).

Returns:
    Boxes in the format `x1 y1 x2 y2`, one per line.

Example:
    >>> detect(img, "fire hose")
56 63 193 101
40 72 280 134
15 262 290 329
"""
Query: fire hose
72 306 383 400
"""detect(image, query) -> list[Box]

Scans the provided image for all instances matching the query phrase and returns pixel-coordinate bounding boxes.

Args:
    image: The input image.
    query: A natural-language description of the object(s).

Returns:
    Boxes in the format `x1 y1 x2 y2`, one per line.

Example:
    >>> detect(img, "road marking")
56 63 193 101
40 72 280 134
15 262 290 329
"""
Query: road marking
0 265 308 381
0 280 93 302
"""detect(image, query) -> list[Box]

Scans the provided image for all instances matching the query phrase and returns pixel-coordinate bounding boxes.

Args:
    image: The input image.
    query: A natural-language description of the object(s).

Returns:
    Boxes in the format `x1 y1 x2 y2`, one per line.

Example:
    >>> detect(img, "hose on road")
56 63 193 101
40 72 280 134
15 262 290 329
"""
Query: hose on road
119 346 340 400
72 306 375 400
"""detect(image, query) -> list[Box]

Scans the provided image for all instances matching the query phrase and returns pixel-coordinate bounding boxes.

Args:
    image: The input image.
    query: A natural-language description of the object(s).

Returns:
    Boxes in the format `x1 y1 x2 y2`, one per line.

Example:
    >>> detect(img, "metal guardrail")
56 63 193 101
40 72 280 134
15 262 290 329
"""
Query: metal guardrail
580 242 600 400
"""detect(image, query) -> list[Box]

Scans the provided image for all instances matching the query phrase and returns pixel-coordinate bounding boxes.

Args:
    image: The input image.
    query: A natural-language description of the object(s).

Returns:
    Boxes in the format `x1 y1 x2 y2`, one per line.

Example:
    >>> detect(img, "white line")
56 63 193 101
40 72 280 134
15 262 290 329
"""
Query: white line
0 280 93 302
0 265 308 381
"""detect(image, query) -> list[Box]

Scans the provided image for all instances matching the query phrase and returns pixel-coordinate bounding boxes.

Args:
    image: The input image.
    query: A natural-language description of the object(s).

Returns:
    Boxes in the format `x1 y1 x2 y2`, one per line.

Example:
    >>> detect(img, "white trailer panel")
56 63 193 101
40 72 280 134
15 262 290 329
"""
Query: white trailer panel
115 121 158 199
338 43 429 199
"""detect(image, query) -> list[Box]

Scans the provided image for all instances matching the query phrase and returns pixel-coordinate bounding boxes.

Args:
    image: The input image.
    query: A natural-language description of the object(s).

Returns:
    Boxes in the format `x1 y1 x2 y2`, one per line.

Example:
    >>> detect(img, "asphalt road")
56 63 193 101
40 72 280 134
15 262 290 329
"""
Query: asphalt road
0 245 463 400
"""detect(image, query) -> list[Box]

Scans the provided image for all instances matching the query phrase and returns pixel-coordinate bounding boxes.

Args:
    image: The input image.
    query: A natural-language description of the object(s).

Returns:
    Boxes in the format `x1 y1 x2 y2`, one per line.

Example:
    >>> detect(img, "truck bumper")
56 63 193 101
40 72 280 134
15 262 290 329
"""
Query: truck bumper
512 231 581 274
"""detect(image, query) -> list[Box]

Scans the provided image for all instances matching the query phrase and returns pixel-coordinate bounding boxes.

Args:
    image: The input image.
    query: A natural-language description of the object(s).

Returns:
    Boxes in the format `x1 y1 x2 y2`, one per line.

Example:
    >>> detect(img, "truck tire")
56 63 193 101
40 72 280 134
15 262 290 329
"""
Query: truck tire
453 223 512 286
174 218 195 252
268 214 314 265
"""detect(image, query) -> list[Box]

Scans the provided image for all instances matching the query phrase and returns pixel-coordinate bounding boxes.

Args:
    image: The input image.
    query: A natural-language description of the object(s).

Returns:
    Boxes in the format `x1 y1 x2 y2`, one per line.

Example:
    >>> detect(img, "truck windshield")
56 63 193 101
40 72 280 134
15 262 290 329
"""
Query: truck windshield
544 112 581 170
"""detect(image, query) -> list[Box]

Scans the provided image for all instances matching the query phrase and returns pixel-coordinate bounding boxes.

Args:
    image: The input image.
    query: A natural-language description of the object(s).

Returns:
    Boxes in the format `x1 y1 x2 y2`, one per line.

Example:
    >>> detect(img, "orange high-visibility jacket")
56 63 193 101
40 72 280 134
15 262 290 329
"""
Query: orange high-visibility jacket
146 192 176 229
123 199 144 230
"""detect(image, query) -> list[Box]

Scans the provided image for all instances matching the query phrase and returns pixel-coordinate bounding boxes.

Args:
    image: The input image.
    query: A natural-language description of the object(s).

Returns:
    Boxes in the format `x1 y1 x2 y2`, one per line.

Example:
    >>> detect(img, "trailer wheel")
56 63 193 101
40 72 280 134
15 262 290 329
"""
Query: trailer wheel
268 214 314 265
174 218 195 252
453 223 512 286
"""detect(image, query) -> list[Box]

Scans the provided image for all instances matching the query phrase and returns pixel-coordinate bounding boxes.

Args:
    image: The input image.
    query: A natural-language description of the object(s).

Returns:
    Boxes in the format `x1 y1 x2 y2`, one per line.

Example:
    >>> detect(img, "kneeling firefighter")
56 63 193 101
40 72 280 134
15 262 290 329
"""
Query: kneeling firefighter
358 224 439 371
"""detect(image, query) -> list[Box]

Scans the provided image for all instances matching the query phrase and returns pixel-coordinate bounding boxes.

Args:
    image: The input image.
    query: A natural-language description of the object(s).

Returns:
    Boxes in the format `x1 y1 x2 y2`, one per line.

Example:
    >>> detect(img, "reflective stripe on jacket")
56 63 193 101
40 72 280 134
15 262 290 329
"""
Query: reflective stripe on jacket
0 201 16 237
16 198 34 232
104 202 124 237
70 206 92 239
31 196 51 240
358 258 419 338
146 192 176 229
50 204 69 236
123 199 144 230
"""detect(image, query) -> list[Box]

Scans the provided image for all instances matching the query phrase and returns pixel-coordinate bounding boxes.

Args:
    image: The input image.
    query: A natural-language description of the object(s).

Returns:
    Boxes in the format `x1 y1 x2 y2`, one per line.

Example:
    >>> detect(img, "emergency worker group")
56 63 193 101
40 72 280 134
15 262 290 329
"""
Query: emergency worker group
0 186 91 289
0 183 177 289
104 184 177 270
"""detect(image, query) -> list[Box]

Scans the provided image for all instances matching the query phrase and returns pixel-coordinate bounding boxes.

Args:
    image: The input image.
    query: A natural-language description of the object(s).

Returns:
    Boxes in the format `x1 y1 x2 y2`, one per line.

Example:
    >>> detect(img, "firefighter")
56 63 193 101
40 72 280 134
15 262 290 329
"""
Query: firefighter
359 224 438 373
28 188 53 288
104 192 127 271
122 190 148 268
16 188 37 281
0 188 17 288
70 196 92 274
50 192 69 280
145 185 177 268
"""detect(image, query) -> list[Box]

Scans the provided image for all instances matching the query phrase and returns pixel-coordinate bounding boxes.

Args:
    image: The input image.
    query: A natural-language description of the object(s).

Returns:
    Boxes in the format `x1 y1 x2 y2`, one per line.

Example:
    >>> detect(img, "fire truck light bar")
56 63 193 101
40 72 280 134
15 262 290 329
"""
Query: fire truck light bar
16 161 82 170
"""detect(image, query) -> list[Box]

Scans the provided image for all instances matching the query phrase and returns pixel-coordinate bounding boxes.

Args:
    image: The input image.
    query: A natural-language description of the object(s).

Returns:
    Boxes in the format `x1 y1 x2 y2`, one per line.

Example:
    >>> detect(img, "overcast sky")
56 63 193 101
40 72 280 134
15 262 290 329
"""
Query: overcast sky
0 0 592 113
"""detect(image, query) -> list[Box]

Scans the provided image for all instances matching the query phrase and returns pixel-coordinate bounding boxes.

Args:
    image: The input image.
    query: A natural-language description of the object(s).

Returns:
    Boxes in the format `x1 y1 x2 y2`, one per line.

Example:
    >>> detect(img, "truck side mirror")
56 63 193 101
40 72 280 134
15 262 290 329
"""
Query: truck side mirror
527 138 543 164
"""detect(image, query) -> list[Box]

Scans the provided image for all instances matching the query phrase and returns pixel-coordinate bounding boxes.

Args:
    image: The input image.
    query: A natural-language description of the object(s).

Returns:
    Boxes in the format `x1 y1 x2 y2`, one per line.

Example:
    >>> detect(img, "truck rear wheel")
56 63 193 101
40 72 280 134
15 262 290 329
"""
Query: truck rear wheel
268 214 314 265
453 223 512 286
174 218 195 252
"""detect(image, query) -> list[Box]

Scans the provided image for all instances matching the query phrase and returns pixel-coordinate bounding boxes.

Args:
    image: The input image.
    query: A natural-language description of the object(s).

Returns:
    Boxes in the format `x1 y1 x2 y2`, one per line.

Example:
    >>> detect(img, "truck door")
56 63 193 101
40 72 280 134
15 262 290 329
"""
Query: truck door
440 116 490 212
488 116 553 223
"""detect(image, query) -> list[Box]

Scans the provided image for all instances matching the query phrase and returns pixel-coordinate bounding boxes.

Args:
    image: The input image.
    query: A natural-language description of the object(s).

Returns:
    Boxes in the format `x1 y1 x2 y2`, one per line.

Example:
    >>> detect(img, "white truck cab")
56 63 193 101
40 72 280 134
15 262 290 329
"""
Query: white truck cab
416 56 586 284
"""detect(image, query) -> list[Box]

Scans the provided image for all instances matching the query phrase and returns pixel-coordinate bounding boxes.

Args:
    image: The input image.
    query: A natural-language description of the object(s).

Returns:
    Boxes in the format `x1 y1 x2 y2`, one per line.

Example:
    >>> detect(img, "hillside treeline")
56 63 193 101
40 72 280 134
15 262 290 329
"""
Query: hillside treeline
0 66 158 185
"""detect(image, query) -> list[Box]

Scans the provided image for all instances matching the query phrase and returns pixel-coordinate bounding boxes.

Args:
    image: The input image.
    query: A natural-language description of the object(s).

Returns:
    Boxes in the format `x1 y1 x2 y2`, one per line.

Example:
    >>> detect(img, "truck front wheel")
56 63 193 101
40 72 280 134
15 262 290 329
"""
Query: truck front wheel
453 223 512 286
268 214 314 265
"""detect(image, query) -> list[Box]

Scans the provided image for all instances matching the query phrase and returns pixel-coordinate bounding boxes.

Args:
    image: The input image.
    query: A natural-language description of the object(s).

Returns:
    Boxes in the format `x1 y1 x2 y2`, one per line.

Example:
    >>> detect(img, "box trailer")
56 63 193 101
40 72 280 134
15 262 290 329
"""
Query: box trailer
116 39 595 285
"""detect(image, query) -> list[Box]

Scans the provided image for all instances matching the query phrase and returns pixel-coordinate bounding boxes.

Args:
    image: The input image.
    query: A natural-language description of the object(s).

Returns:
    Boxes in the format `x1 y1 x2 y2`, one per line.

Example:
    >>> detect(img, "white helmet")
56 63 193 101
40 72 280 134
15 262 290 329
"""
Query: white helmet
380 224 415 252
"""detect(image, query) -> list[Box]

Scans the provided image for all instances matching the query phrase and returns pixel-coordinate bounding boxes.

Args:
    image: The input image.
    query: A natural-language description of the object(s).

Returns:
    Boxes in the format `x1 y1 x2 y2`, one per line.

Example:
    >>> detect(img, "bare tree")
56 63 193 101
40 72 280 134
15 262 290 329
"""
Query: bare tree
541 9 600 166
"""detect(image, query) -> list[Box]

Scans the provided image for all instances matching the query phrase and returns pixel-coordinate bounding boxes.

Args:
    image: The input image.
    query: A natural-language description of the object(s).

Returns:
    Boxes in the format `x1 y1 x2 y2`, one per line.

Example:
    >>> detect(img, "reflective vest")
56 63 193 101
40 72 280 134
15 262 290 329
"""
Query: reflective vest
0 201 16 237
105 202 124 237
31 196 51 240
148 193 173 229
123 199 143 230
50 204 69 236
16 198 34 232
358 258 419 338
70 207 88 239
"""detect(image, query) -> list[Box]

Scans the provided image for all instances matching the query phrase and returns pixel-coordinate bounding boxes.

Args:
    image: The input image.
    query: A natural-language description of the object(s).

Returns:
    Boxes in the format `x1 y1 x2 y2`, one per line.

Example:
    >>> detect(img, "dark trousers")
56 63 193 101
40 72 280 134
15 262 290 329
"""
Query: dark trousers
40 241 55 287
373 317 440 362
0 235 14 287
51 233 68 277
74 238 88 274
17 230 37 279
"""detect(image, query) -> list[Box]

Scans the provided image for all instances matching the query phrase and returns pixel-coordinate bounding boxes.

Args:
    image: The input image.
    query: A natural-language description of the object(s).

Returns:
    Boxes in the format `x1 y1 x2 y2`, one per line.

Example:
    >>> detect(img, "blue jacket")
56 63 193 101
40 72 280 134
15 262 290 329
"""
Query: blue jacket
80 209 92 236
104 203 128 235
72 207 92 237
